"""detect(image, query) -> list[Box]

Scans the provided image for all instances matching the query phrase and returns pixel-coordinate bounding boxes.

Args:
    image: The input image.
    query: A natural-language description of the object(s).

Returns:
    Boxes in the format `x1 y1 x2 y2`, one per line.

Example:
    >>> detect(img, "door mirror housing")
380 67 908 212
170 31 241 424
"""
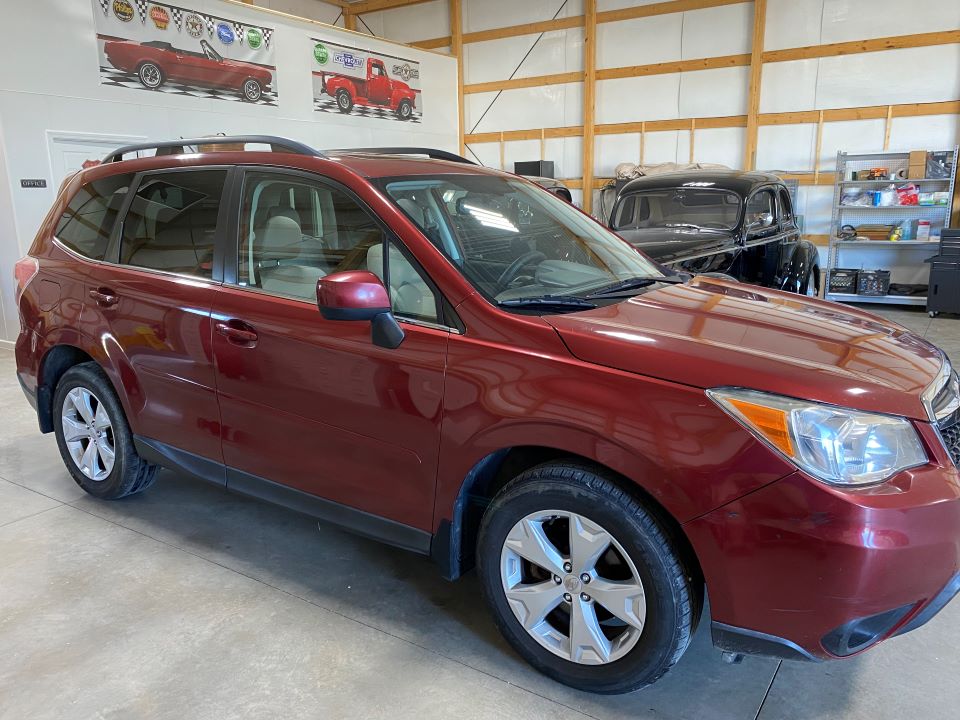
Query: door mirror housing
317 271 405 349
747 212 775 231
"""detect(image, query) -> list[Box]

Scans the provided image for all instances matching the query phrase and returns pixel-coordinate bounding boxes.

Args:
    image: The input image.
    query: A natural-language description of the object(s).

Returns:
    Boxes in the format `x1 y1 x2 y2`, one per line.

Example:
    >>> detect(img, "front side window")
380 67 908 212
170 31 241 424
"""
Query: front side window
56 173 134 260
120 169 227 278
379 174 666 305
612 188 741 232
238 172 439 322
745 188 778 233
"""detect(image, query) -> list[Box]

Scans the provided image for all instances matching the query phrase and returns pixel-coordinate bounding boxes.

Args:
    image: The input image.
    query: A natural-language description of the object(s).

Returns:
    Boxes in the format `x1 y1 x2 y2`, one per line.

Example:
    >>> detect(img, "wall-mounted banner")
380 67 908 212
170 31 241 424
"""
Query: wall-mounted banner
311 38 422 123
92 0 278 106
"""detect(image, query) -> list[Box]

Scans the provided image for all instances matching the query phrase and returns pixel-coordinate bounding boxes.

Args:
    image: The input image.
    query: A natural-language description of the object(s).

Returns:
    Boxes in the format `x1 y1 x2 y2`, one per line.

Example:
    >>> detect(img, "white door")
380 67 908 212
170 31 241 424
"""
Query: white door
47 131 148 186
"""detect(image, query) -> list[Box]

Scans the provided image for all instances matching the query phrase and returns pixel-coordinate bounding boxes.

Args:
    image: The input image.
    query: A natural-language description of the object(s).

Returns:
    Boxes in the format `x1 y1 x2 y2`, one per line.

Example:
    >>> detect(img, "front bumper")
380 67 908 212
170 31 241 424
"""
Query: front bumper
685 447 960 661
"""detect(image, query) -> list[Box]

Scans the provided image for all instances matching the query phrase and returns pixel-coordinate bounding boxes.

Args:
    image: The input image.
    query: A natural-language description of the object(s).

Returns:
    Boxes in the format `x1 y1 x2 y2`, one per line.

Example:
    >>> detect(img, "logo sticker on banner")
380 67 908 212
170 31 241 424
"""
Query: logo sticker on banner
91 0 278 106
112 0 134 22
314 43 328 64
334 51 363 70
149 5 169 30
184 12 203 38
216 22 234 45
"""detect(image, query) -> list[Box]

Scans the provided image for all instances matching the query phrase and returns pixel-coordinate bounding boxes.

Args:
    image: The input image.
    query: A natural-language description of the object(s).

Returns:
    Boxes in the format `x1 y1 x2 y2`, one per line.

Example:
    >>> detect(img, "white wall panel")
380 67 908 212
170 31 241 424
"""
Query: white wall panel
679 3 752 58
765 0 823 51
362 0 449 42
463 0 583 34
466 83 582 133
679 66 749 117
797 186 834 236
888 115 960 153
691 127 745 167
253 0 342 24
464 29 583 85
756 124 818 170
759 59 818 113
818 119 887 168
820 0 960 44
596 133 641 176
815 46 960 109
596 15 682 68
642 131 683 164
596 75 680 124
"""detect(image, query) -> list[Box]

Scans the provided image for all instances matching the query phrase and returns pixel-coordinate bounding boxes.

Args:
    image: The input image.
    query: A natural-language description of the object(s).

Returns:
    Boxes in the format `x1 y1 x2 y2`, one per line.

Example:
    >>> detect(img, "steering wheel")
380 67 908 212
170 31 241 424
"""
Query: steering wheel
497 250 546 287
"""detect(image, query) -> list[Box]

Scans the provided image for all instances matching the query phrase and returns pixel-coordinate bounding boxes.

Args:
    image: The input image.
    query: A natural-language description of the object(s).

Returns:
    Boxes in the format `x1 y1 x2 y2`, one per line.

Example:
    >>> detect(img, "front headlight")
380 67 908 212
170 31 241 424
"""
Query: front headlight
708 388 927 486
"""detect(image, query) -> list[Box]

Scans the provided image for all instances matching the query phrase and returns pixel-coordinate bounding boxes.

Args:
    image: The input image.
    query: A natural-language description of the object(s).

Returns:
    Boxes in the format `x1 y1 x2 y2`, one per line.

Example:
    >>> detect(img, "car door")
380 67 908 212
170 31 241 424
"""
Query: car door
85 166 231 469
211 168 450 533
366 61 392 104
741 186 783 287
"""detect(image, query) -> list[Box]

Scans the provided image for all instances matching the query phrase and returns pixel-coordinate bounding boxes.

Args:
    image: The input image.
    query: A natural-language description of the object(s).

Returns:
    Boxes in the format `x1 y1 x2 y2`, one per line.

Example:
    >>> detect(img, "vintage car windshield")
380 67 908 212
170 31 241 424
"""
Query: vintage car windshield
201 40 224 62
612 188 742 231
379 174 665 304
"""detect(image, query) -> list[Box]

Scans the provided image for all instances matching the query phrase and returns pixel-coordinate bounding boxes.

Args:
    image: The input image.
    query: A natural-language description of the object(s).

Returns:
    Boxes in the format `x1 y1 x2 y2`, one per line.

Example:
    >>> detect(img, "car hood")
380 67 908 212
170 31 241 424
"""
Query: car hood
615 227 736 264
546 277 943 420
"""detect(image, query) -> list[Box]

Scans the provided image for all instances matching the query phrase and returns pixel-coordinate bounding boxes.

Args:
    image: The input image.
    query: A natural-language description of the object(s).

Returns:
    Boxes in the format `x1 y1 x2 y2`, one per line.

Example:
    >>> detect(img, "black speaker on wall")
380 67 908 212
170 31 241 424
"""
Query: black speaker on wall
514 160 555 178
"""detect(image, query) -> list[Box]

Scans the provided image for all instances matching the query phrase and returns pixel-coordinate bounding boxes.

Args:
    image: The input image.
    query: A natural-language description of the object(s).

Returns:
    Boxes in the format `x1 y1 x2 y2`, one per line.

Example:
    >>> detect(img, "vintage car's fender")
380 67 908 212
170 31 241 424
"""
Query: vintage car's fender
325 75 357 98
779 239 820 293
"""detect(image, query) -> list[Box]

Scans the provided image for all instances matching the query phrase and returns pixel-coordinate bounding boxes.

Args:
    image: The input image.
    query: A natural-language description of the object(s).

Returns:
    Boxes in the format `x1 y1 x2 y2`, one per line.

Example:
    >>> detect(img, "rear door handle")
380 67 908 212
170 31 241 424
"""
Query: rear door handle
215 320 258 346
89 287 119 307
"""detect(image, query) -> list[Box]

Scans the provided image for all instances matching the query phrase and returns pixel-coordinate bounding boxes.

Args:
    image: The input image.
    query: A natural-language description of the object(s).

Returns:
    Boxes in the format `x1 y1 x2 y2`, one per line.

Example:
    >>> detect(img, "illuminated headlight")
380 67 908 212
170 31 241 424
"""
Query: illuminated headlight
708 388 928 487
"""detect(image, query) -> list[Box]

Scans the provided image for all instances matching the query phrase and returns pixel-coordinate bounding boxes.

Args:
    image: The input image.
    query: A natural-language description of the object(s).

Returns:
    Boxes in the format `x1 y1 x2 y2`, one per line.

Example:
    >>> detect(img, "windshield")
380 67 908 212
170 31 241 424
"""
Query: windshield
612 188 741 231
378 174 665 305
201 40 223 62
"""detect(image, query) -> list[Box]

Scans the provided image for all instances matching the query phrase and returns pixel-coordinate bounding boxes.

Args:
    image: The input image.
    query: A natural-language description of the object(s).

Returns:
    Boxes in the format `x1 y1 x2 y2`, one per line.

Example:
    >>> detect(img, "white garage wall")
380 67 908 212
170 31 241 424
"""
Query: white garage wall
0 0 458 344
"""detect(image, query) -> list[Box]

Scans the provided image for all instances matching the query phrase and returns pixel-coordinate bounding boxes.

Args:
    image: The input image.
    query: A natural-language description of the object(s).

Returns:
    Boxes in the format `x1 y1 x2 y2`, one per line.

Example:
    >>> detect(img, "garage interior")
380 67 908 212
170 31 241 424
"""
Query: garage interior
1 0 960 718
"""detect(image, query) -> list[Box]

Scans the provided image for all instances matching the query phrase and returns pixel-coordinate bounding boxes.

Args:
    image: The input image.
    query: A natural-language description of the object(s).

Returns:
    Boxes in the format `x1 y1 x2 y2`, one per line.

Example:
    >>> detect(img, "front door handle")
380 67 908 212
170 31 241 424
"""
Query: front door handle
89 287 119 307
215 320 258 347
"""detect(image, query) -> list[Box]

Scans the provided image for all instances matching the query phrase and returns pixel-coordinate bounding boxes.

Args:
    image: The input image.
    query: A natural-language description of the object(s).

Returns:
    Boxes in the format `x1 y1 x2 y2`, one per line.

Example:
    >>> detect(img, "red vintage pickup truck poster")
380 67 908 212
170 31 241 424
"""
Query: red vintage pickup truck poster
311 39 422 122
92 0 278 105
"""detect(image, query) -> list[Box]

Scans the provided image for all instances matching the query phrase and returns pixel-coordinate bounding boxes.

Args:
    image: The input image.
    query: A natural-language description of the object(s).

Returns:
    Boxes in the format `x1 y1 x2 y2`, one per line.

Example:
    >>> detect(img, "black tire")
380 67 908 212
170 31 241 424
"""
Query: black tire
242 78 263 102
53 363 158 500
801 266 819 297
336 89 354 113
477 463 699 694
136 61 164 89
396 99 413 120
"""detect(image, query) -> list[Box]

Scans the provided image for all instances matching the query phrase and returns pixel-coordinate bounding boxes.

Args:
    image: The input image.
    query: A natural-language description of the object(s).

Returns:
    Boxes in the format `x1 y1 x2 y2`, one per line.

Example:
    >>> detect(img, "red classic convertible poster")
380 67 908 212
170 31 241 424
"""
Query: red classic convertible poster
91 0 278 105
311 39 423 122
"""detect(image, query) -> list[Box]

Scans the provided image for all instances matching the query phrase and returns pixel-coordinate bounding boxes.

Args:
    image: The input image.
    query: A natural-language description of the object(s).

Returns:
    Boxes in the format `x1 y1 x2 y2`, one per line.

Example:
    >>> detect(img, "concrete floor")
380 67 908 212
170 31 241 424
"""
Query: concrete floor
2 305 960 720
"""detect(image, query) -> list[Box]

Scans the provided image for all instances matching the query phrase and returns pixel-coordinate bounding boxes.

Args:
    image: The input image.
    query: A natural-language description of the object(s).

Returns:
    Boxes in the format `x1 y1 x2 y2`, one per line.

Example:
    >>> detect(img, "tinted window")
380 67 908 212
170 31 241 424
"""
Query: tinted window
120 170 227 278
238 173 438 321
612 188 741 231
55 174 134 260
745 188 777 228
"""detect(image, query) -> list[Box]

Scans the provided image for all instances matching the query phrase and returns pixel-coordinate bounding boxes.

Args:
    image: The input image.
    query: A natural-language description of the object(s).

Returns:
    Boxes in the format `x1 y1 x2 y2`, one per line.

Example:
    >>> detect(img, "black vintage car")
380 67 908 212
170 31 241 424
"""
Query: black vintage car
607 170 820 295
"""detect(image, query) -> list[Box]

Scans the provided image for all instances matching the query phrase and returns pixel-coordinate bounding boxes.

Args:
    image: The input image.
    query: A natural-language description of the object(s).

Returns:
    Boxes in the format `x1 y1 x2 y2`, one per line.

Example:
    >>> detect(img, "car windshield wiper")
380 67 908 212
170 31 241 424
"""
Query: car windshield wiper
584 275 686 299
661 223 725 232
497 295 597 310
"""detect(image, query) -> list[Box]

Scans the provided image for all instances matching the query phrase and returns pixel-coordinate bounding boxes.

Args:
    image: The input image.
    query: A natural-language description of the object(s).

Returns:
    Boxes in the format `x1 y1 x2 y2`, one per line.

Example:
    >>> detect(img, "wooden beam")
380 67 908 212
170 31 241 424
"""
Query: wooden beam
343 11 356 31
463 71 583 95
813 110 824 183
883 105 894 150
411 36 452 49
582 0 597 214
743 0 766 170
464 16 584 44
450 0 464 155
596 53 750 81
465 126 583 144
762 29 960 63
597 0 749 24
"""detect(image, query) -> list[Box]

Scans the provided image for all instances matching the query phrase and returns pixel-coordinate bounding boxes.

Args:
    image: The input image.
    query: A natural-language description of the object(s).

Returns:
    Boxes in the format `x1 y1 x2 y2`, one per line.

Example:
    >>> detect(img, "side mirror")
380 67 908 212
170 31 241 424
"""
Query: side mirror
317 271 405 349
748 212 774 231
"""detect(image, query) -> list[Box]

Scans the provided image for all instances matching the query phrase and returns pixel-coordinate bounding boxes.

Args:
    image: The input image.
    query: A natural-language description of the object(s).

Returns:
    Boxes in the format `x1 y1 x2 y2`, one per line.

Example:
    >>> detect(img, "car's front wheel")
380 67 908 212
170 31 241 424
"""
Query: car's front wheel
53 363 158 500
137 62 164 89
478 463 699 694
242 78 263 102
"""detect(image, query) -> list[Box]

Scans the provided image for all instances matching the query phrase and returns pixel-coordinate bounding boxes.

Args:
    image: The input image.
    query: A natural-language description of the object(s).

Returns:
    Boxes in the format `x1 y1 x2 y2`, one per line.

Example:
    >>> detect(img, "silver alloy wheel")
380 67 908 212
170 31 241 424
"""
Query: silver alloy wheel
61 387 115 482
243 79 262 101
500 510 646 665
139 63 161 88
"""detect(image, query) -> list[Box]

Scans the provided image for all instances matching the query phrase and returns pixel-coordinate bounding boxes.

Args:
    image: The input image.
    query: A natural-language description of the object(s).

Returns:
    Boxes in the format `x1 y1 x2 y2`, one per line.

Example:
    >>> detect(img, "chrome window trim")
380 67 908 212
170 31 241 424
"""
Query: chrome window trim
922 355 958 424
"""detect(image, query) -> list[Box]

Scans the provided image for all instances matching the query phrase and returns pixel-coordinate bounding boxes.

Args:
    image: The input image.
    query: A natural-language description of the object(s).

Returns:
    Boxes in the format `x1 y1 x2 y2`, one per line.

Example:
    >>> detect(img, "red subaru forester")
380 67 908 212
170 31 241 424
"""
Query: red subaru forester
14 136 960 694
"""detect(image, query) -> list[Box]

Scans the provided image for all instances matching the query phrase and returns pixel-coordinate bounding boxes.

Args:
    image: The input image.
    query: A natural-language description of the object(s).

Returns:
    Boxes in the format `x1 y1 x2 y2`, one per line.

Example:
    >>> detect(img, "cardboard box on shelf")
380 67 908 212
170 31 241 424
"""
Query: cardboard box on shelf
908 150 928 179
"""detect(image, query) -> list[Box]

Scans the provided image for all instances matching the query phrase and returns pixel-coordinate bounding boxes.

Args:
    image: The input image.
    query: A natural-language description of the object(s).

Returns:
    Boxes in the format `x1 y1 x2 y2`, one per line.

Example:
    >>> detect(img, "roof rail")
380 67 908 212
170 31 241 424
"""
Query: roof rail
329 147 476 165
102 135 326 163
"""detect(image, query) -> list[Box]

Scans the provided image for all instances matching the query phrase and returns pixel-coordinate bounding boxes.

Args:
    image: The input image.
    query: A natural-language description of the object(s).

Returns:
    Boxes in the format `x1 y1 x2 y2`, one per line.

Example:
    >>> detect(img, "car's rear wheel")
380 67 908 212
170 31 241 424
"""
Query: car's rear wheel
396 99 413 120
242 78 263 102
336 89 353 113
137 62 164 89
53 363 158 500
477 463 699 694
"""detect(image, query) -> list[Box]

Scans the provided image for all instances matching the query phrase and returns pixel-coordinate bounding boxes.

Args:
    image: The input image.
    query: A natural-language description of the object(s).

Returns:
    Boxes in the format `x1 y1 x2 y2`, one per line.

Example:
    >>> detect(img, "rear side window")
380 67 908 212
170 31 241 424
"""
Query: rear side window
55 174 134 260
120 170 227 278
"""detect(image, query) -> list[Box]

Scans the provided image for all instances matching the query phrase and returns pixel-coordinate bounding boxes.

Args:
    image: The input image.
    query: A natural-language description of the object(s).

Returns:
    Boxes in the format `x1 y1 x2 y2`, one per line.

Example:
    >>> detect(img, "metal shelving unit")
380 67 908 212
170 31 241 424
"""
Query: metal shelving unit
825 148 958 306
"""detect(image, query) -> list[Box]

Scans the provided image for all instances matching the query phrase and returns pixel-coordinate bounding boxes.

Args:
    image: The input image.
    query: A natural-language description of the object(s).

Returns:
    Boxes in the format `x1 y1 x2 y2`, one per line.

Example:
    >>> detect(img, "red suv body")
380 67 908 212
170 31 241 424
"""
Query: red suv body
14 137 960 693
